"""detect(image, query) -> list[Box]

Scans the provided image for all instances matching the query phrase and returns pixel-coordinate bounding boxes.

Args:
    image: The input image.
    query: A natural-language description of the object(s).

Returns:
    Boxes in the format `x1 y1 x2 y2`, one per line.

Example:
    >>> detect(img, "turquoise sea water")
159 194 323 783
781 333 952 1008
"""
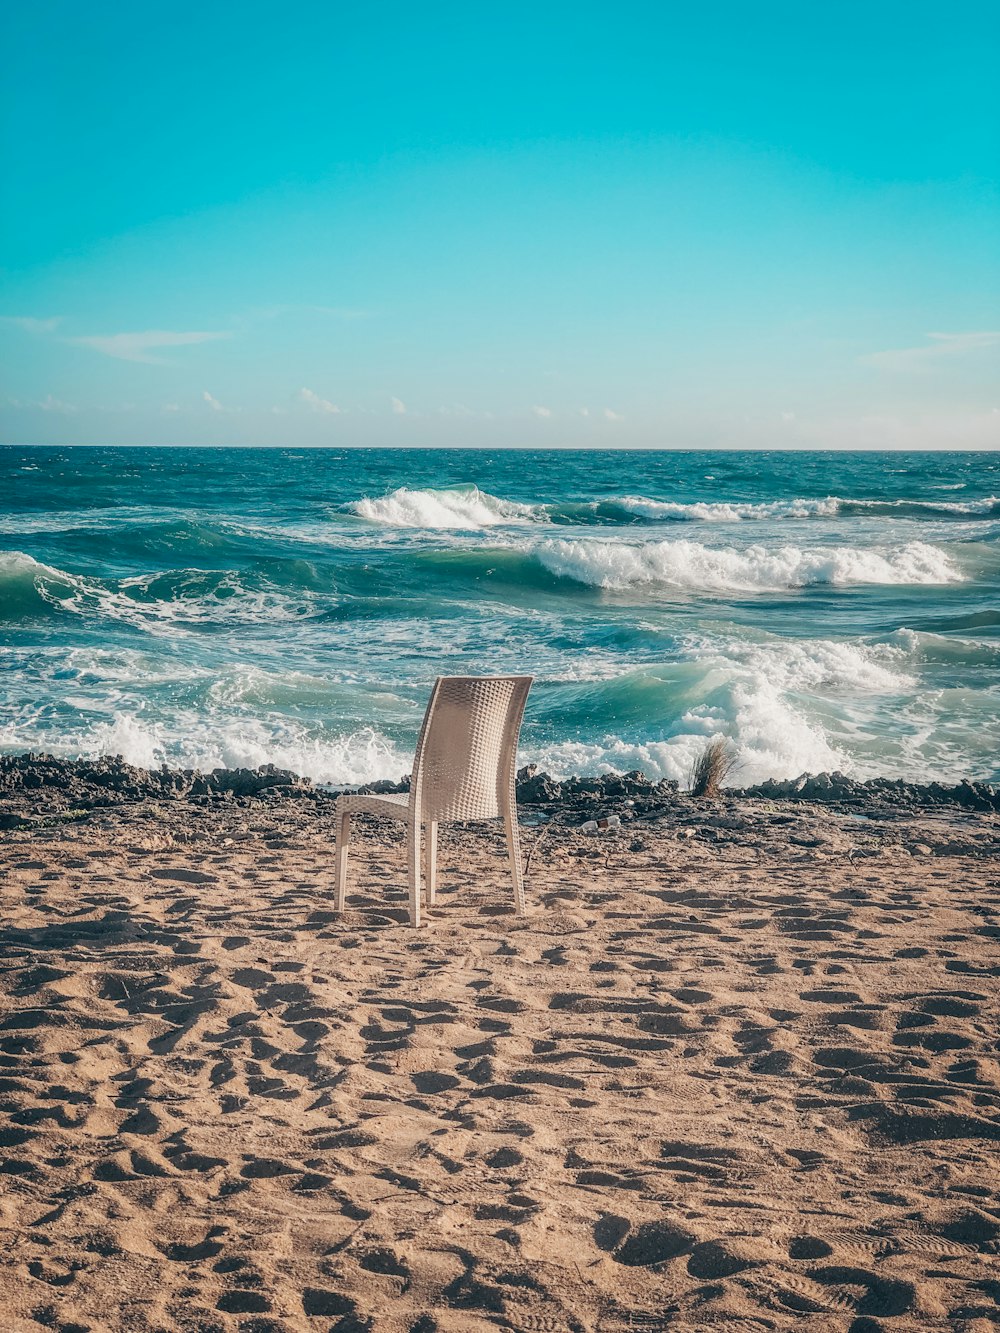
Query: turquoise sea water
2 446 999 786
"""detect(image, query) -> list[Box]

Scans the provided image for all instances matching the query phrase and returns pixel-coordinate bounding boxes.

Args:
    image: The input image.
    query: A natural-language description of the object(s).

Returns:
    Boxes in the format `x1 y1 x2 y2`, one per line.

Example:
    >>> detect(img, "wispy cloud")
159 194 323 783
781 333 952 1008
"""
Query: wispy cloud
5 393 77 412
70 329 232 364
203 390 223 411
864 331 1000 372
603 407 623 421
390 396 407 415
298 386 341 414
532 404 552 418
0 315 61 335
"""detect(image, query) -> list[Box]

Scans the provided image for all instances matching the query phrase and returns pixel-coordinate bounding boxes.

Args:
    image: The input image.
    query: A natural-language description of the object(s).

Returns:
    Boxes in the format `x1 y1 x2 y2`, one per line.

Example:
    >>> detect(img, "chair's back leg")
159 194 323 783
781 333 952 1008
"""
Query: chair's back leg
504 809 527 915
335 810 351 912
425 821 438 906
407 820 422 928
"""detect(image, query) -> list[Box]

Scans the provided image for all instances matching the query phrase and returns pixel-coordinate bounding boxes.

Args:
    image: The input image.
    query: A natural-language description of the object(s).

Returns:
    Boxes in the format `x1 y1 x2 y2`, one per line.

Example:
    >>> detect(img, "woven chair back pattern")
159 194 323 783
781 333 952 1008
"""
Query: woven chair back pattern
413 676 531 823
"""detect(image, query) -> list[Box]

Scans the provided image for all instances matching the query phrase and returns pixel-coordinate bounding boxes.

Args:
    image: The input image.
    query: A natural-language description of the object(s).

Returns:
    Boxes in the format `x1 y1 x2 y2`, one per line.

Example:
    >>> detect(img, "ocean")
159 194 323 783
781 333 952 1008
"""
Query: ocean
2 446 998 787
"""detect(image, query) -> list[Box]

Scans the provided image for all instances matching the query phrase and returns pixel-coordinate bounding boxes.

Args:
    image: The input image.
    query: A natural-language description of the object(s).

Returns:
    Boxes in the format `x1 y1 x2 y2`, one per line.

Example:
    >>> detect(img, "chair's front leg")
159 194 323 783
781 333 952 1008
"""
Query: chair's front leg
335 810 351 912
407 818 422 928
425 821 438 906
504 807 526 915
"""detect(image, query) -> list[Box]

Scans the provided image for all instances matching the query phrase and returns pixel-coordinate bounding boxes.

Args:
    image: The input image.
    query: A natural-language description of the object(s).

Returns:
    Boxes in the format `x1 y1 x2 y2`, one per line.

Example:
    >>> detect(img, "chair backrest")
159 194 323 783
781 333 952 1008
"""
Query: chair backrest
411 676 532 823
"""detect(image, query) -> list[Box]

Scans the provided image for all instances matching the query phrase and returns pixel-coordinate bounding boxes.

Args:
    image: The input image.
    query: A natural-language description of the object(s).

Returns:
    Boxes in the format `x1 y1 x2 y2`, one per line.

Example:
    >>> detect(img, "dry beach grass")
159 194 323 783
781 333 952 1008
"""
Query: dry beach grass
1 789 999 1332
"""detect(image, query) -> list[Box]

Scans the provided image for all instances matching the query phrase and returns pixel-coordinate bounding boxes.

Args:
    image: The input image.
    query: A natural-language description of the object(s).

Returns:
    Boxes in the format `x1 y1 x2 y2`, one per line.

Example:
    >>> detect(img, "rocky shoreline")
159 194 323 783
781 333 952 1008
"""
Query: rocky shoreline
1 750 998 829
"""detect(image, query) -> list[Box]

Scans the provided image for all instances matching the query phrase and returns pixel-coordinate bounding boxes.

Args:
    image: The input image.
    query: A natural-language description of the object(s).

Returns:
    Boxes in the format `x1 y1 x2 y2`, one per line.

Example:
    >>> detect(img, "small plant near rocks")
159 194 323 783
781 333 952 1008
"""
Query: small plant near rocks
689 739 739 799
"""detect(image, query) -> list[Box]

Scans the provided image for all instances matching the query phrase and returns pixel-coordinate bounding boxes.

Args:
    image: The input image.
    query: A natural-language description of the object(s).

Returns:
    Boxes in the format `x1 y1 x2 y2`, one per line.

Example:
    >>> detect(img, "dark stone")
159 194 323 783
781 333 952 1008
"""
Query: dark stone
1 752 996 823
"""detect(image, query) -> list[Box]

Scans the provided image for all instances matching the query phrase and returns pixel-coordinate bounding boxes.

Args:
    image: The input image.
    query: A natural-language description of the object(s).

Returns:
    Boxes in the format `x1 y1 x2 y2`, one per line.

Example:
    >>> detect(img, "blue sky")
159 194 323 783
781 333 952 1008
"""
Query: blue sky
1 1 998 448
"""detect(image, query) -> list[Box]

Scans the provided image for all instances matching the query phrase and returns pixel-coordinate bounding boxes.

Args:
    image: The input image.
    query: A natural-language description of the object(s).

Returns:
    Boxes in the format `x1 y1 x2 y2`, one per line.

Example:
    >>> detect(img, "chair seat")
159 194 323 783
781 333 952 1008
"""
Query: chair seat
336 791 410 820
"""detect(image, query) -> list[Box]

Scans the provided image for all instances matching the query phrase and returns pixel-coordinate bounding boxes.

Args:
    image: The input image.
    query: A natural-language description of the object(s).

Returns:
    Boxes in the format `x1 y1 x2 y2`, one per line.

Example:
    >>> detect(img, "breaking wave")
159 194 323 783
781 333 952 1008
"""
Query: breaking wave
0 634 926 788
532 636 918 784
609 496 841 522
535 537 964 592
346 485 537 529
345 484 1000 530
5 710 406 787
0 551 323 632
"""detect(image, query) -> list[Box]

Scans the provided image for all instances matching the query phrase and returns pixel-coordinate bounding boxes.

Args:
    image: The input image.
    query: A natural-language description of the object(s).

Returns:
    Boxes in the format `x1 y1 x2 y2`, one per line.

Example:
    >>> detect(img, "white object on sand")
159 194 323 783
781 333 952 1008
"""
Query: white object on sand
333 675 533 927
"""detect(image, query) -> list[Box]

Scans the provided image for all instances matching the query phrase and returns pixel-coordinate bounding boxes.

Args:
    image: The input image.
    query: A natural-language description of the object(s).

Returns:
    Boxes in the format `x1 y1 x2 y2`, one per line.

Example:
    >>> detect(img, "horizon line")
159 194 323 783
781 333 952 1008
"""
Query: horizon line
3 442 999 454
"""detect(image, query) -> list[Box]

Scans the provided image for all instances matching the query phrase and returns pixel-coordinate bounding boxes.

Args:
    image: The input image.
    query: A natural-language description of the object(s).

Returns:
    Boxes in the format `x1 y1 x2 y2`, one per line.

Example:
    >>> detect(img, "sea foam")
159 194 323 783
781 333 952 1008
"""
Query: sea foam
535 537 963 592
347 485 537 529
345 485 1000 529
28 711 407 788
523 636 917 786
614 496 842 522
0 550 323 634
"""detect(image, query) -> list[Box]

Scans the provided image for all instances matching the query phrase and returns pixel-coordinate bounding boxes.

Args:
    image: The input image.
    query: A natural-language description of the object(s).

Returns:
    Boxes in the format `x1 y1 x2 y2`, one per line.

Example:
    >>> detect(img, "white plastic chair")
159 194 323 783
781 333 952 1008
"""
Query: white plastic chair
334 675 533 926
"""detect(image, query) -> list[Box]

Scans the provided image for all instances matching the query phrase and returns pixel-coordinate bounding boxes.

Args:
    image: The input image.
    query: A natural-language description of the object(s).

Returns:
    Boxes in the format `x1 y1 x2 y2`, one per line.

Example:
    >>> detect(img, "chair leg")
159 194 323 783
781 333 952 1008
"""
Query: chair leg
504 808 526 915
407 819 422 928
335 810 351 912
425 821 438 906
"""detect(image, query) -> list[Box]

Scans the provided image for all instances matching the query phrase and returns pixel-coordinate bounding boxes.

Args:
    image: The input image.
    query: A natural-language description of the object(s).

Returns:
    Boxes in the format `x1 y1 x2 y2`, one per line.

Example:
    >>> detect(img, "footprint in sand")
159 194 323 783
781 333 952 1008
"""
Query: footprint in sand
216 1288 272 1313
358 1246 410 1283
593 1215 695 1266
302 1287 362 1316
240 1156 298 1179
685 1239 757 1278
161 1232 225 1262
788 1234 834 1259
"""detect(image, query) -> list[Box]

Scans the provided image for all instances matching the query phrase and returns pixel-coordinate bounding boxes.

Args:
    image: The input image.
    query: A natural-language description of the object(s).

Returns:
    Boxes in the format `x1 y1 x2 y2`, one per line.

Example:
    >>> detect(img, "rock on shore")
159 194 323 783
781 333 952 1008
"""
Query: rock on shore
1 752 998 824
0 752 314 826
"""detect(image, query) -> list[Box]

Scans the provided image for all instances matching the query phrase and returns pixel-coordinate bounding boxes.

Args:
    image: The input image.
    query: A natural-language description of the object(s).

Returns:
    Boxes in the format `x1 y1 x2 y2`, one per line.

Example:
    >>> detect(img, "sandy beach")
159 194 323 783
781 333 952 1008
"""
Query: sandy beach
1 767 998 1331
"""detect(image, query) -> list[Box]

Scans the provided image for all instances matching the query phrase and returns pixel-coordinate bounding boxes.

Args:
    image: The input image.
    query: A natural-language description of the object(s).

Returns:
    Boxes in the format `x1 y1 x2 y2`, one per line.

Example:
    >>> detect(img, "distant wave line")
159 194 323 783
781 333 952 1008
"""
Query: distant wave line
345 483 1000 530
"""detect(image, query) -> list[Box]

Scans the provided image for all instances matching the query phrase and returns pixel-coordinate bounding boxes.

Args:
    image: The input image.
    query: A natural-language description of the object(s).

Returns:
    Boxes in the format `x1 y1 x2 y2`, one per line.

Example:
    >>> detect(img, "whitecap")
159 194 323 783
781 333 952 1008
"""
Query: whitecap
535 537 963 592
5 709 407 787
616 495 842 522
347 484 539 529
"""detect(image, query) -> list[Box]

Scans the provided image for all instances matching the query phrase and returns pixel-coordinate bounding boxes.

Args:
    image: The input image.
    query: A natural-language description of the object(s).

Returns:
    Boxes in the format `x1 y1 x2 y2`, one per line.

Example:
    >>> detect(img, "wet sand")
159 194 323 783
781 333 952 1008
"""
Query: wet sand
1 790 999 1331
